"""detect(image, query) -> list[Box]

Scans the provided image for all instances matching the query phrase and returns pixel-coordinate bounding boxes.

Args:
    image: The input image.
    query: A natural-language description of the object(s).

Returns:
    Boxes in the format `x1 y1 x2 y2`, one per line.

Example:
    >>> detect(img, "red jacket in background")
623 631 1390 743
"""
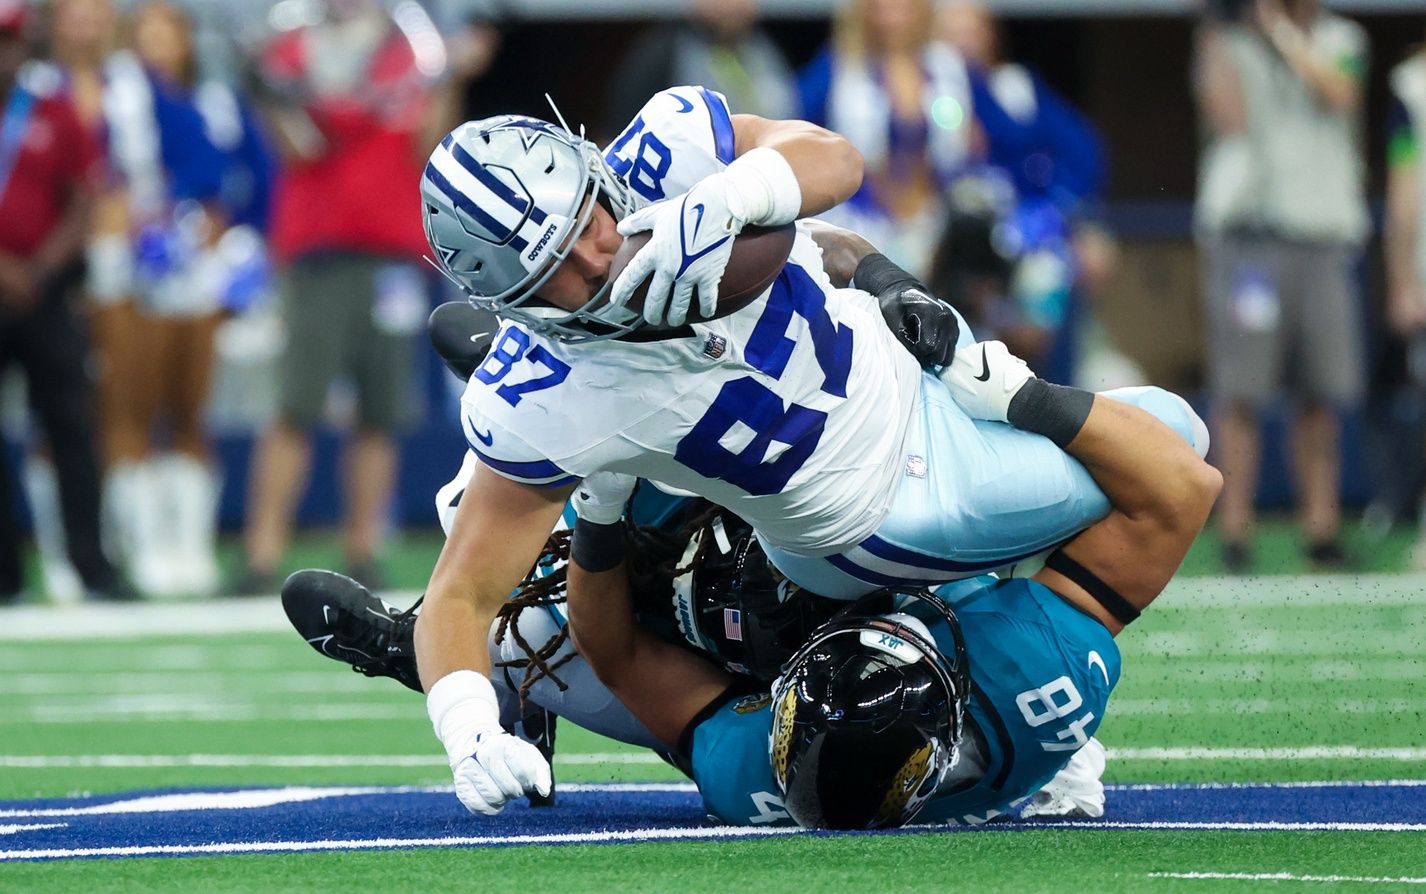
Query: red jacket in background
262 29 433 265
0 73 100 257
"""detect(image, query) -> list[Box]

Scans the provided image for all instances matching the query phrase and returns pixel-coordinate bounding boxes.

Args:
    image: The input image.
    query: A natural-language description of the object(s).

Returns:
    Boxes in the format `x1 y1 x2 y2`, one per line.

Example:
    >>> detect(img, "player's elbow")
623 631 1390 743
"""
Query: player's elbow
1153 457 1222 540
1134 450 1221 539
822 134 865 206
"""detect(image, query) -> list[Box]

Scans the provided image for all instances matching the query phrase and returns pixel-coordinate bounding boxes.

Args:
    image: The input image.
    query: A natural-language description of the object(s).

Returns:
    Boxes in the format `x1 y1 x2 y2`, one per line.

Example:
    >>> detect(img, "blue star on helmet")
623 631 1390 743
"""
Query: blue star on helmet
484 116 573 153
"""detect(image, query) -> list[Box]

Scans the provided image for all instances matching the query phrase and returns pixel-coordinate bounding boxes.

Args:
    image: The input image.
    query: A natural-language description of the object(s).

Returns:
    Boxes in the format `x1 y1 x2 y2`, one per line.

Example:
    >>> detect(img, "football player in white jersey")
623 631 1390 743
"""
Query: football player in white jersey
413 87 1207 817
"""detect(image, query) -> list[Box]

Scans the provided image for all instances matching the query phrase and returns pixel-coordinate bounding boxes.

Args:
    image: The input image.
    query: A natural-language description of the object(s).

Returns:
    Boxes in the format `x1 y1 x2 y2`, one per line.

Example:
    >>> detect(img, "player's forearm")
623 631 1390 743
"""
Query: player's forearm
803 220 877 288
1065 397 1221 540
566 558 640 681
733 116 863 218
413 589 496 690
567 520 729 747
1033 397 1221 627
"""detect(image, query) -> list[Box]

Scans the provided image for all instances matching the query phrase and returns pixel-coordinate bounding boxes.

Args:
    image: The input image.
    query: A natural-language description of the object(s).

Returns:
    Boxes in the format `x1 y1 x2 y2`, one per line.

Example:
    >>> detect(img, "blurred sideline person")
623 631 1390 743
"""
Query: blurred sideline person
602 0 796 136
99 1 273 597
237 0 442 594
1385 31 1426 567
27 0 122 601
797 0 977 277
0 0 129 603
939 0 1121 383
46 0 136 587
1193 0 1368 573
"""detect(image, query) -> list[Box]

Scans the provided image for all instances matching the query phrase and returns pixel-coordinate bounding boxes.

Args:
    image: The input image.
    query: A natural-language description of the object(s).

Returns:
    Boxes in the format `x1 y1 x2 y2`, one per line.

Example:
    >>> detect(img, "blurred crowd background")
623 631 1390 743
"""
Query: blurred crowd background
0 0 1424 604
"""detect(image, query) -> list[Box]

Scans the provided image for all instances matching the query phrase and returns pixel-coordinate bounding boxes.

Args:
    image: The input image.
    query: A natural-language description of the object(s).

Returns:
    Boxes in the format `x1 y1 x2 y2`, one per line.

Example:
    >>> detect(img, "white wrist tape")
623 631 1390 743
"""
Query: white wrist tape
426 669 502 769
86 234 133 304
723 147 802 227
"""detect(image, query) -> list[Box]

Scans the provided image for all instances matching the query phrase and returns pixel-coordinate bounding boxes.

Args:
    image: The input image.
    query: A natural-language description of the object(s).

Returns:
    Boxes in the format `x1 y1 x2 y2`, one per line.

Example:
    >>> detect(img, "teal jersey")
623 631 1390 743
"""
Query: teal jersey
687 576 1121 826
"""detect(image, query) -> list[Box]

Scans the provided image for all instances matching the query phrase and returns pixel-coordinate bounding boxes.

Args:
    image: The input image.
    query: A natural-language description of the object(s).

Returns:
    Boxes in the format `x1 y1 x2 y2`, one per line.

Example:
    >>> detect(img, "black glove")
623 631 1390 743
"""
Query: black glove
853 252 960 368
877 285 960 369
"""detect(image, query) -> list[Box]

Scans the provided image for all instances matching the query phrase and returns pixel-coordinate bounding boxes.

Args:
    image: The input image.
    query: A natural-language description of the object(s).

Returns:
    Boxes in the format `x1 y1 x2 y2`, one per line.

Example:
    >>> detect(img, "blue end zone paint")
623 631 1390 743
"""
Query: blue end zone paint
1 782 1422 862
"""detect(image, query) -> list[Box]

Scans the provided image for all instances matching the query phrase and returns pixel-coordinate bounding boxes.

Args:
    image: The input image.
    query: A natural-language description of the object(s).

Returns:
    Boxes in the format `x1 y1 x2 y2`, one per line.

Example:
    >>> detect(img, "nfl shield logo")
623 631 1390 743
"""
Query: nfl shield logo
905 455 927 478
724 608 743 641
703 335 727 359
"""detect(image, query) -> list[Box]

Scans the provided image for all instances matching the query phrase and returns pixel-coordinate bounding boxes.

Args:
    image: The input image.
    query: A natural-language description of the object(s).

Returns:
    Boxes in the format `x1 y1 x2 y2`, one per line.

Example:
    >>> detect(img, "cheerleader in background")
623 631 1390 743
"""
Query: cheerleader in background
796 0 981 278
101 0 273 597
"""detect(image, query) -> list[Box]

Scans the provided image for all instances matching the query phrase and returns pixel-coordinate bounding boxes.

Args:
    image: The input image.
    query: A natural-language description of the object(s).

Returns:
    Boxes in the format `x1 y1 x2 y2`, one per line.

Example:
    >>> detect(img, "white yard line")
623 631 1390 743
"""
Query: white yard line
0 824 802 861
17 703 419 724
1107 779 1426 792
1149 872 1426 885
0 824 65 836
4 748 1425 770
1109 698 1426 717
0 752 665 769
1 574 1421 642
1062 821 1426 832
1107 747 1426 761
0 672 382 695
0 783 698 818
0 596 419 642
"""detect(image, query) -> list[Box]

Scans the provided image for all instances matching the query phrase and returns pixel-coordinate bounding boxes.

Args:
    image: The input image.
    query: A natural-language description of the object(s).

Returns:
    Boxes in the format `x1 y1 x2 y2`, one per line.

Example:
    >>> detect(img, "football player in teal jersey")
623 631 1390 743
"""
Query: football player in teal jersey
563 341 1221 828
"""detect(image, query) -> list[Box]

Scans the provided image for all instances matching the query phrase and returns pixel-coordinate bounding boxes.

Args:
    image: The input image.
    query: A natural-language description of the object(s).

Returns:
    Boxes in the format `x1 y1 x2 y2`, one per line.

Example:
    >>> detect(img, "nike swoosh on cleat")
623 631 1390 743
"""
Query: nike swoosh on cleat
974 346 991 382
1088 650 1109 686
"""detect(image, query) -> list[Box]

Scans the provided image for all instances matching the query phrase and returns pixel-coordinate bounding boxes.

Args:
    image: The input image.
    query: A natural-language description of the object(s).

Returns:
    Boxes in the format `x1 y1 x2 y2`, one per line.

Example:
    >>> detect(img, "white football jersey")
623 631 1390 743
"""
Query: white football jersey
460 87 922 554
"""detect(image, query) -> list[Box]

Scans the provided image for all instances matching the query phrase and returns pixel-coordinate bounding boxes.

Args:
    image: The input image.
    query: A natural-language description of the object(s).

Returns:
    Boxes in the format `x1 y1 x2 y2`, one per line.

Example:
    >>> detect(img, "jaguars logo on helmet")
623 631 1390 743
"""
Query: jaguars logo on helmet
420 115 642 342
768 588 970 830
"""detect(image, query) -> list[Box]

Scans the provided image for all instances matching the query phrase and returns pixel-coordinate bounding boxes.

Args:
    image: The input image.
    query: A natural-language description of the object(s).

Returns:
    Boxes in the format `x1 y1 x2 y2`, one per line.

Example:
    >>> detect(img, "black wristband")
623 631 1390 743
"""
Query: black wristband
1006 379 1095 449
852 252 924 296
571 519 626 573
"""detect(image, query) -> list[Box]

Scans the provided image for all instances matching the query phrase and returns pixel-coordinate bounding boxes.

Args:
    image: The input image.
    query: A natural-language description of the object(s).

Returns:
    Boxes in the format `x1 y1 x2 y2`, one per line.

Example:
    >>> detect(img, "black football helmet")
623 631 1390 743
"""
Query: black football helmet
662 512 842 683
769 587 970 830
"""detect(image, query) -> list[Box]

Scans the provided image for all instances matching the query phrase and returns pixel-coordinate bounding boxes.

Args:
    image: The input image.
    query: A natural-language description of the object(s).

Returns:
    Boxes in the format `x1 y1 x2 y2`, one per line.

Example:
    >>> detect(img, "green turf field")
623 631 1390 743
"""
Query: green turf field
1 568 1423 890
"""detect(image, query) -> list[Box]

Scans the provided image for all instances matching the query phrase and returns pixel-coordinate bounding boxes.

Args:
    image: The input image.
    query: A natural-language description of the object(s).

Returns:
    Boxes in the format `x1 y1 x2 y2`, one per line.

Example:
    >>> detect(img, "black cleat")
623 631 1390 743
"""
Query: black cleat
515 704 558 808
281 569 422 693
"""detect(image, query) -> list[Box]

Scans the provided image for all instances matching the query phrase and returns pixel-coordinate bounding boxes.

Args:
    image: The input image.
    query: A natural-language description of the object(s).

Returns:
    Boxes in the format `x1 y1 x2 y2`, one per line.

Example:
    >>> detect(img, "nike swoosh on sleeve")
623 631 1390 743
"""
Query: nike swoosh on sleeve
471 426 495 447
1087 651 1110 686
671 94 695 113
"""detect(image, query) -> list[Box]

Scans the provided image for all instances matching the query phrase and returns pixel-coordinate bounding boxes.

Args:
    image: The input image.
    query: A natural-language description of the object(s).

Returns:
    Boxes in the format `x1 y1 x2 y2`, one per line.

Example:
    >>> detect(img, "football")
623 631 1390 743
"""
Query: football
609 223 796 326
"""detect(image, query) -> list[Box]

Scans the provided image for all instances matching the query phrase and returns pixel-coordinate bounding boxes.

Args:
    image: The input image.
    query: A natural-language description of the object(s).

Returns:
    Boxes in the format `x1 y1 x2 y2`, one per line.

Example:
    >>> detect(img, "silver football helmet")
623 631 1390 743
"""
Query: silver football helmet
421 115 641 342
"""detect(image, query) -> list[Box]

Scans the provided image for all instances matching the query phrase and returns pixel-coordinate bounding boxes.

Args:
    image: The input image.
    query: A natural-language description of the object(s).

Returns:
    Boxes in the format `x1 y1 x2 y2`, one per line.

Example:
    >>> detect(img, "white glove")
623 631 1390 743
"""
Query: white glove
610 147 802 327
572 471 637 526
428 670 551 816
452 731 552 816
1020 737 1107 819
610 179 744 327
937 340 1036 423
